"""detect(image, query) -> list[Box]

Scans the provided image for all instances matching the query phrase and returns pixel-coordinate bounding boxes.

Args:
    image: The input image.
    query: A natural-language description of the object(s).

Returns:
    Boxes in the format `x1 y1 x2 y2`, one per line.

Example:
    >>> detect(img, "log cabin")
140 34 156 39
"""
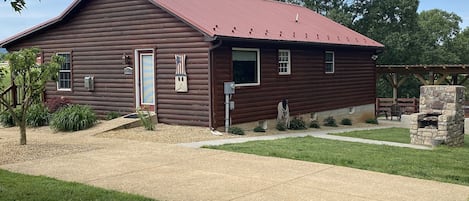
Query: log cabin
1 0 384 129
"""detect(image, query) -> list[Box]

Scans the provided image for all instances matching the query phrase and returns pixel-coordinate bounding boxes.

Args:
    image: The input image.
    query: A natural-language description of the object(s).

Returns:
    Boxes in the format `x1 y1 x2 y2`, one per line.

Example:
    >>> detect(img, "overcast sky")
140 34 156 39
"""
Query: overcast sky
1 0 468 42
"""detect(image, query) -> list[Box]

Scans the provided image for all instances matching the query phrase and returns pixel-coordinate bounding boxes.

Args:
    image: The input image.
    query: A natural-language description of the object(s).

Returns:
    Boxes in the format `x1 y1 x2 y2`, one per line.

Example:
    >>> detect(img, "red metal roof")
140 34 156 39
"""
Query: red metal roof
1 0 383 48
153 0 384 48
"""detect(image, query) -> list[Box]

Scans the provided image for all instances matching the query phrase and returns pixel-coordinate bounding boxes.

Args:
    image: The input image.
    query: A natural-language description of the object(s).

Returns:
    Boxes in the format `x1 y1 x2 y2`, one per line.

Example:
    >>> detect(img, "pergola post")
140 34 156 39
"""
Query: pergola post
392 73 398 104
452 75 458 85
385 73 408 104
429 71 434 85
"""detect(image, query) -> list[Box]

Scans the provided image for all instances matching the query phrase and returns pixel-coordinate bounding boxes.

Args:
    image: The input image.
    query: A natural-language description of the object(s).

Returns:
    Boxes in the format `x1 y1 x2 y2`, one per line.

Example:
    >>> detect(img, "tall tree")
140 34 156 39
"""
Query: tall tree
4 0 27 12
303 0 354 26
278 0 354 26
351 0 422 98
417 9 462 64
352 0 420 64
1 48 61 145
452 27 469 64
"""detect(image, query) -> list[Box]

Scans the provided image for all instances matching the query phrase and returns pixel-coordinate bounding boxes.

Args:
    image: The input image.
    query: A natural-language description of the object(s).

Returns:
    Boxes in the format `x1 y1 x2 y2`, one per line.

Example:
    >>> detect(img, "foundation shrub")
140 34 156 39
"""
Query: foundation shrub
253 126 266 132
45 97 71 113
229 127 245 135
324 116 338 127
341 118 352 126
289 117 307 130
366 118 379 124
276 122 287 131
310 120 321 128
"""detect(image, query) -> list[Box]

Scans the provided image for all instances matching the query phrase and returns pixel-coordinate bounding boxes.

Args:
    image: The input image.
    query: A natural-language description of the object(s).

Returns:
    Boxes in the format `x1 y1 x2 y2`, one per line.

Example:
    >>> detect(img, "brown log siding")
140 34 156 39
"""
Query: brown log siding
212 42 376 128
6 0 210 126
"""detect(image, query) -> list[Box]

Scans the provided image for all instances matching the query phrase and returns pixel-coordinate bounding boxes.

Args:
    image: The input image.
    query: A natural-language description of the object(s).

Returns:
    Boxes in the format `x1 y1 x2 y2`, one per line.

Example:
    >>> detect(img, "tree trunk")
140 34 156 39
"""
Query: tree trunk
19 121 27 145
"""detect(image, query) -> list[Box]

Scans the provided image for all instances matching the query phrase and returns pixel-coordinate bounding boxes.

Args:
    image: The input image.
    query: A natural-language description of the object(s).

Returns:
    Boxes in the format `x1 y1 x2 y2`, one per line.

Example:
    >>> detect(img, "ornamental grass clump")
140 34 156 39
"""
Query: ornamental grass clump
137 108 155 131
26 103 50 127
106 111 120 120
0 109 18 127
50 105 97 132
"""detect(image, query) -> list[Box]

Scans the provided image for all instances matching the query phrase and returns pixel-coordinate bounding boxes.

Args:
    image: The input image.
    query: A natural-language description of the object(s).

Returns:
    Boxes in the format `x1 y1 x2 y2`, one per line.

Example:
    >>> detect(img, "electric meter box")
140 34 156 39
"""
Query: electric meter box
224 82 235 95
84 76 94 91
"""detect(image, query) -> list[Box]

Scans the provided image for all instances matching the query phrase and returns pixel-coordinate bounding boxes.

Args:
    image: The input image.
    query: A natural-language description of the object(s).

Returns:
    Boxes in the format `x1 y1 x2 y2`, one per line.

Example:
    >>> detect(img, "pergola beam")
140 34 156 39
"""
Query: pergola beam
377 64 469 74
434 73 450 85
414 73 429 85
378 64 469 86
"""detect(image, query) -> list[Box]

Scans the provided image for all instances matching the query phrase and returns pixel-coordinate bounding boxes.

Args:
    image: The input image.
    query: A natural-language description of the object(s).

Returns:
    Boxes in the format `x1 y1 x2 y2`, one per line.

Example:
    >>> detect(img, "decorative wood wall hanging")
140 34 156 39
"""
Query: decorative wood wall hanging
175 54 188 92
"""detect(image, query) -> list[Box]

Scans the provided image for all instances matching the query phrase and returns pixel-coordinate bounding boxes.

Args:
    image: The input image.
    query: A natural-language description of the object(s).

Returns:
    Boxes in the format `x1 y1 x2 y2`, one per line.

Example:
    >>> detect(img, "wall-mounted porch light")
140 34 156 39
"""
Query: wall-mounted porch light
122 53 131 65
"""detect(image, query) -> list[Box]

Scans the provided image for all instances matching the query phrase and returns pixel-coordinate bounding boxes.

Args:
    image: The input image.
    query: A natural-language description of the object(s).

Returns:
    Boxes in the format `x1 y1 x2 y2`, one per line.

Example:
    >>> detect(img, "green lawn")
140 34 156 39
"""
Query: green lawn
331 127 410 143
0 169 155 201
205 129 469 186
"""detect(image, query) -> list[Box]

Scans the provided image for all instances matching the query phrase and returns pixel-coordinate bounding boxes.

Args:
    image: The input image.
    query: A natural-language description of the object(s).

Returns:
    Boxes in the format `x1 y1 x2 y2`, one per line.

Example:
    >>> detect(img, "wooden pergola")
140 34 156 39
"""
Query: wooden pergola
377 64 469 102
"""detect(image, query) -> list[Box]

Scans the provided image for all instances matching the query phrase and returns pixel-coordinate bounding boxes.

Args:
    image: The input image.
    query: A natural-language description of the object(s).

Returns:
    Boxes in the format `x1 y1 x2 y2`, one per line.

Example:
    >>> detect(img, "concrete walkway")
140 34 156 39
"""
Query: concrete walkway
179 126 431 150
2 134 468 201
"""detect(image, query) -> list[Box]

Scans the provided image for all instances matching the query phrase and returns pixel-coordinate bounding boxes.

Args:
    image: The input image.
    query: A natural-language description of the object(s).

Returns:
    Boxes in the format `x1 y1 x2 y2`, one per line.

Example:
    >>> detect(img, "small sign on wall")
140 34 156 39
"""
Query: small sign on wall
124 66 133 75
175 54 188 92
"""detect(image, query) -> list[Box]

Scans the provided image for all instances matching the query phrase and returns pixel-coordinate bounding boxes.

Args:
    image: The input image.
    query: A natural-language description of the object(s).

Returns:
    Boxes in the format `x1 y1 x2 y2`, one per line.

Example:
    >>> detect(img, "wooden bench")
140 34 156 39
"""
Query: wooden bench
397 98 419 114
376 98 419 120
376 98 393 119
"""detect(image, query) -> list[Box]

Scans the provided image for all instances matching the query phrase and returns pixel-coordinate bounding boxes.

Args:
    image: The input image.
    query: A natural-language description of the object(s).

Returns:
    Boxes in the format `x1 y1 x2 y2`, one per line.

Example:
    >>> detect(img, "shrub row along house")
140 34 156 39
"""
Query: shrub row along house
0 0 383 129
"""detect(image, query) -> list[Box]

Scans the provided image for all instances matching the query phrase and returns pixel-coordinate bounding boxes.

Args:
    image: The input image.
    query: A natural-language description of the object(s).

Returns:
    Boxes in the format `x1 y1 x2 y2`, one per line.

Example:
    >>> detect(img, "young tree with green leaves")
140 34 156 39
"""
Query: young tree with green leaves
1 48 62 145
0 67 10 90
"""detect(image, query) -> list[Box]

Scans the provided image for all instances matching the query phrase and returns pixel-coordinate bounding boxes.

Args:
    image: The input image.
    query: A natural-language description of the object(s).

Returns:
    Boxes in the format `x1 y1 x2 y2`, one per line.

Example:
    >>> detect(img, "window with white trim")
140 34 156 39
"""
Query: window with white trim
232 48 260 86
57 53 72 90
278 49 291 75
325 51 334 74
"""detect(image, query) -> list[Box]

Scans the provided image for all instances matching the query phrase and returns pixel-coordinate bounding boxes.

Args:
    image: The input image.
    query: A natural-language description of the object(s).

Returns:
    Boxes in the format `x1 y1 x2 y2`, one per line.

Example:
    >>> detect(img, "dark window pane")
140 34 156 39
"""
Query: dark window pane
58 53 71 70
63 63 70 70
59 72 71 89
326 63 334 73
325 52 333 62
233 61 257 84
232 50 258 84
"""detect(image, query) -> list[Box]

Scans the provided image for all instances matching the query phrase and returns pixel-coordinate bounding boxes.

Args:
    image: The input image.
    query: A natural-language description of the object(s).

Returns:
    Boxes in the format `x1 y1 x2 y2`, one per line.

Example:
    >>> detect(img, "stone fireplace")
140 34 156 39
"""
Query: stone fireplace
410 85 465 146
